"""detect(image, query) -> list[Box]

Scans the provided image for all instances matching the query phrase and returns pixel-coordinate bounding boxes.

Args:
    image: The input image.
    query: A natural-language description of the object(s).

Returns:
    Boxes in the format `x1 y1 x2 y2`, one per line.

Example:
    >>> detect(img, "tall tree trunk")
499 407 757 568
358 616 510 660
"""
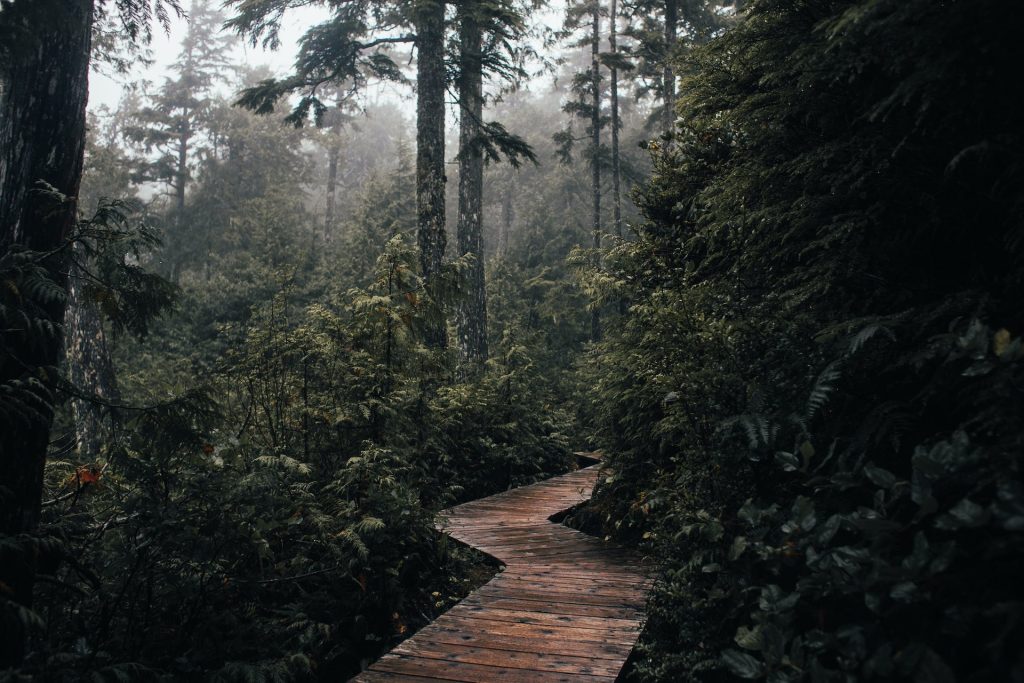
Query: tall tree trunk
173 115 190 279
325 143 340 242
323 103 345 243
0 0 94 667
415 0 448 349
500 182 514 256
176 116 189 216
610 0 622 239
590 1 602 342
456 2 488 367
66 242 121 460
664 0 678 134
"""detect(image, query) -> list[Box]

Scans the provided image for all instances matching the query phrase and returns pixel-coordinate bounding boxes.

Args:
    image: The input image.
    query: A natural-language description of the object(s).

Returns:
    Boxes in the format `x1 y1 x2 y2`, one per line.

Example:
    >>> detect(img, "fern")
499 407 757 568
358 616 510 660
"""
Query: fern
846 321 897 357
806 361 841 422
88 662 162 683
210 655 313 683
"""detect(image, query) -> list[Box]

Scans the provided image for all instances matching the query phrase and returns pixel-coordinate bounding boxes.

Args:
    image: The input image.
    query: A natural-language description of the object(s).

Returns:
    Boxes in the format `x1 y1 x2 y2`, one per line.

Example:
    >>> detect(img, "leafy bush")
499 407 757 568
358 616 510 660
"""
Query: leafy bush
578 0 1024 680
12 234 573 681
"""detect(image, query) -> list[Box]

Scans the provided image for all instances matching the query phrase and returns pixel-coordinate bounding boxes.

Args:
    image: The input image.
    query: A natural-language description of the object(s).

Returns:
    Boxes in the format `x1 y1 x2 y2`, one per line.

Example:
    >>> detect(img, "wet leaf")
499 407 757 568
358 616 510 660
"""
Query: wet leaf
722 649 763 679
735 624 763 651
729 535 748 561
775 450 800 472
937 498 989 529
864 462 896 489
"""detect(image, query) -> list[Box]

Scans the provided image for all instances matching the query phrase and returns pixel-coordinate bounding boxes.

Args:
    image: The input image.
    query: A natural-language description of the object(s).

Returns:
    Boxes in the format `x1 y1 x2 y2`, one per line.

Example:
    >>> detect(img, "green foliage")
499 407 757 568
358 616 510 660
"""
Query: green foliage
25 384 447 680
577 0 1024 680
0 197 177 676
422 343 574 504
19 216 574 678
620 0 730 128
0 247 66 428
325 151 417 290
227 1 413 126
471 121 537 169
74 199 177 338
121 0 235 198
0 197 173 435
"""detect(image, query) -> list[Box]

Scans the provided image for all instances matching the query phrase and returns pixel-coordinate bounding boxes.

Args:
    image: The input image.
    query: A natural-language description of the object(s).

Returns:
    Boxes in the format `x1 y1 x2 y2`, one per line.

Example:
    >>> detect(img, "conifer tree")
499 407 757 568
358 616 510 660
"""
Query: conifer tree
0 9 95 653
588 1 601 341
663 0 676 131
607 0 623 237
414 0 448 348
227 0 461 345
454 0 535 367
456 0 487 363
127 0 235 277
555 0 606 340
0 0 180 666
321 101 352 242
623 0 724 132
64 113 140 461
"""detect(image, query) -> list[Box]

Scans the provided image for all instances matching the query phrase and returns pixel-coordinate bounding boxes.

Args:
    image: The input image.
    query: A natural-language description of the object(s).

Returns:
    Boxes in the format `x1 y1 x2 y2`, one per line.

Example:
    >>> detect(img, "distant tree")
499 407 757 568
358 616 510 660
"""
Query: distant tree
320 96 356 243
225 0 463 344
604 0 632 237
555 0 606 340
454 0 536 368
334 145 416 288
588 1 601 337
64 112 144 462
622 0 726 132
126 0 236 278
182 94 315 289
662 0 677 131
307 101 410 246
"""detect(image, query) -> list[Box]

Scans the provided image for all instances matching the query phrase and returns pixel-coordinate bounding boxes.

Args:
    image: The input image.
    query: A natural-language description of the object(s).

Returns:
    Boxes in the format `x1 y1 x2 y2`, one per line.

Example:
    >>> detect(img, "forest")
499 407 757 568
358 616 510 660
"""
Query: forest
1 0 1021 680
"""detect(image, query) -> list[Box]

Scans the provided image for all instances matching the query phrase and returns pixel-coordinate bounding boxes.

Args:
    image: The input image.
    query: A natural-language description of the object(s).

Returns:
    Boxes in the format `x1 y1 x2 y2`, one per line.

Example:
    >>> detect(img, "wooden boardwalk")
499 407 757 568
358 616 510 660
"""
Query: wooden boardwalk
350 462 651 682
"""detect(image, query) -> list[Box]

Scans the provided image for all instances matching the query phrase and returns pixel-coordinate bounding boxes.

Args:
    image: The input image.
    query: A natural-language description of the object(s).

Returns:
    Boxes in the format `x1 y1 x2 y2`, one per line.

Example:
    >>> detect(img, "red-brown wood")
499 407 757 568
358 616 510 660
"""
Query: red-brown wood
349 458 651 682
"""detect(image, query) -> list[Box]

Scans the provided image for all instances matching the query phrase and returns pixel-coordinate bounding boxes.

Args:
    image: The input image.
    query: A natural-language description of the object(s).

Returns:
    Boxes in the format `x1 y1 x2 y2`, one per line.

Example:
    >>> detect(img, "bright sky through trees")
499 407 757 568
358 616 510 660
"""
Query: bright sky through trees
89 2 565 118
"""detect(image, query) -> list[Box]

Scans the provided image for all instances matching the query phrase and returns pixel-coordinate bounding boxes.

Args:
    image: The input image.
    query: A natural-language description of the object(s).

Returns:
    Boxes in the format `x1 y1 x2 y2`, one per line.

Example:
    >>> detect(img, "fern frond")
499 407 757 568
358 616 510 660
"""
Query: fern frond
846 322 896 357
806 361 841 421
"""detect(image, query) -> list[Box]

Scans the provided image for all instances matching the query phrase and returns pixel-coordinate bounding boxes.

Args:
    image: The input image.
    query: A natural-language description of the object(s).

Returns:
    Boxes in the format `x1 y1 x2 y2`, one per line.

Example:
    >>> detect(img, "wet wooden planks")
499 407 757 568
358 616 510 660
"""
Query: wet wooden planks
350 462 651 682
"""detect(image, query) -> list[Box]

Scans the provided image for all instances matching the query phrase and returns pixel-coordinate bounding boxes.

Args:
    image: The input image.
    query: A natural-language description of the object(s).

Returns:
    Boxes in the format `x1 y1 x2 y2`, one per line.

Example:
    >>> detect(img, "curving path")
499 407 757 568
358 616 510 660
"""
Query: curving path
350 459 652 682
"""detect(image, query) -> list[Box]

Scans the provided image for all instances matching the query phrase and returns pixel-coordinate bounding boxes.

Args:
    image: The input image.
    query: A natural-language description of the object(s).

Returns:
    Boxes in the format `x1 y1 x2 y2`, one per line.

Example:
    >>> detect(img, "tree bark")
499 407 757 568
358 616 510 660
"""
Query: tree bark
610 0 622 239
0 0 94 667
664 0 678 134
171 108 190 280
500 182 513 257
325 143 340 242
323 102 345 243
415 0 448 349
456 2 488 367
66 242 121 461
176 113 189 216
590 1 602 342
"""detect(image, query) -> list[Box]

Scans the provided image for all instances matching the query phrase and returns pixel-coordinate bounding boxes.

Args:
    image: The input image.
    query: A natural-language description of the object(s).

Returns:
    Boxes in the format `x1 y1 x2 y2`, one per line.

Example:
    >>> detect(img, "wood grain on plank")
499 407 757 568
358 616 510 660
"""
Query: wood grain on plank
350 459 650 682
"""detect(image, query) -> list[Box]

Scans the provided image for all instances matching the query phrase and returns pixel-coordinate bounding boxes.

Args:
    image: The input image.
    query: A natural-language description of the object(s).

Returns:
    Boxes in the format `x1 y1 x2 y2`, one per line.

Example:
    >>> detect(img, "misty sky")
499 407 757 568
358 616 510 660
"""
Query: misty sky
90 6 331 113
89 3 566 122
